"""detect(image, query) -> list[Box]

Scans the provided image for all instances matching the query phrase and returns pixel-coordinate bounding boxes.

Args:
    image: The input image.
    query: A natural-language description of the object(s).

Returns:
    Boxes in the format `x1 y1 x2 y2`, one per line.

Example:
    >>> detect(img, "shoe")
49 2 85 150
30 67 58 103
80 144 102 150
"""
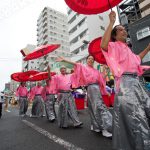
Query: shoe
90 125 100 132
20 114 25 117
102 130 112 138
5 110 11 112
74 122 83 128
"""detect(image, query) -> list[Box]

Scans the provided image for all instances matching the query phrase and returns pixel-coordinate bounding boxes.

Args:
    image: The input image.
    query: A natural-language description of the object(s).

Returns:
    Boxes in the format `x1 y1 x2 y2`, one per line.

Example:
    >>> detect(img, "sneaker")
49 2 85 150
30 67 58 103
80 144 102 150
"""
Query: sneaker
74 122 83 128
90 125 100 132
102 130 112 138
5 110 11 112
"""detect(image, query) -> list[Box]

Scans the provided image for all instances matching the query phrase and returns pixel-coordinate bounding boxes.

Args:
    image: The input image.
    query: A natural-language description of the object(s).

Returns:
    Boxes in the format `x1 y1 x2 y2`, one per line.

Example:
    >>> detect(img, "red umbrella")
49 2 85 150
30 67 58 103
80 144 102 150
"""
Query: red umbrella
11 70 39 82
65 0 122 14
88 37 107 64
29 72 56 81
23 44 60 61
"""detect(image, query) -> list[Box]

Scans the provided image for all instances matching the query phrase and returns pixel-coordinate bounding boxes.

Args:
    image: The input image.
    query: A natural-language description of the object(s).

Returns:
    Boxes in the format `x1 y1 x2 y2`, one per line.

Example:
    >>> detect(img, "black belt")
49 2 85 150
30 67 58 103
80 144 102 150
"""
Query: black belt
122 72 138 77
88 83 98 86
46 94 55 96
59 90 71 93
20 96 27 98
35 94 41 96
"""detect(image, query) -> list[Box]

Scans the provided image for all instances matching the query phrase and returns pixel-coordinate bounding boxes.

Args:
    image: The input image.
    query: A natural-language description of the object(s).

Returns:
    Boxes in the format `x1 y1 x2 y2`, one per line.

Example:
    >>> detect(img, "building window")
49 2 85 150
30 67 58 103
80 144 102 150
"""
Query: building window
99 16 103 20
100 26 105 31
137 27 150 40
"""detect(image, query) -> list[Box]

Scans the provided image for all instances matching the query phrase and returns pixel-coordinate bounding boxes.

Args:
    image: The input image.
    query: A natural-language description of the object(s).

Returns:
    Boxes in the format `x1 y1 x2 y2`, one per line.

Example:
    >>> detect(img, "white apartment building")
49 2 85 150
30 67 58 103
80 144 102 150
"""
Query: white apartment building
138 0 150 17
37 7 71 72
21 44 39 72
68 8 110 64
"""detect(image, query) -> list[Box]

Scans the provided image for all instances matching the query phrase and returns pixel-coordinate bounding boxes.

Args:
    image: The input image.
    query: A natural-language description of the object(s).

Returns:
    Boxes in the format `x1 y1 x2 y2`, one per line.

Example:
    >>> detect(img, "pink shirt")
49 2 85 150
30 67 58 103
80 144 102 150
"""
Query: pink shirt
16 86 28 97
41 77 56 101
102 41 144 91
54 74 72 92
72 63 107 95
29 86 43 100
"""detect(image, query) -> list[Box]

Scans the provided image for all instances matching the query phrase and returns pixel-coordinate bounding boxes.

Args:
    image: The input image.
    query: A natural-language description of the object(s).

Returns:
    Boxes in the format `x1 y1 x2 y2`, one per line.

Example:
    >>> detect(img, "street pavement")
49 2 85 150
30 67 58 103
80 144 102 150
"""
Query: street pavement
0 105 113 150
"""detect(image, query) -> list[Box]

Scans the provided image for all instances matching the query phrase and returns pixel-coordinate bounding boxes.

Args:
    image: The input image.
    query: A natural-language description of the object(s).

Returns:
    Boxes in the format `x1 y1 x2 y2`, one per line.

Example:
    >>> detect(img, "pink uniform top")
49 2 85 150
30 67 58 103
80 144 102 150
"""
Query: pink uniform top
16 86 28 97
54 74 72 92
72 63 108 95
29 86 43 100
102 41 147 91
41 77 57 101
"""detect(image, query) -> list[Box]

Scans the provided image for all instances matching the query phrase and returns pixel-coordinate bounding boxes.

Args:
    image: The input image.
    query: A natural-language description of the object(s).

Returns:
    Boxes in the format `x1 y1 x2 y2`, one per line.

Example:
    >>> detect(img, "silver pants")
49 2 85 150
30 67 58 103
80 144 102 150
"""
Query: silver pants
45 94 56 121
31 95 44 117
113 75 150 150
19 97 28 115
87 84 112 132
57 92 82 128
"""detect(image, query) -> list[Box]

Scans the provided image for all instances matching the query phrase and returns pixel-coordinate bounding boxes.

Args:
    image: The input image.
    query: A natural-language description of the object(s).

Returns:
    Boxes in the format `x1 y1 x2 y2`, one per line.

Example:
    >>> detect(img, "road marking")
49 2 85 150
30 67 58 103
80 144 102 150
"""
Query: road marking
22 120 84 150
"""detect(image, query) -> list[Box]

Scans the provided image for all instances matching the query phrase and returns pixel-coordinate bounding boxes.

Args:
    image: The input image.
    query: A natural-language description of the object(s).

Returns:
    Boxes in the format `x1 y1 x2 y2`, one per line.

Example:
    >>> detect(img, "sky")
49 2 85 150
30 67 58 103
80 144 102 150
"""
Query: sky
0 0 68 91
0 0 119 91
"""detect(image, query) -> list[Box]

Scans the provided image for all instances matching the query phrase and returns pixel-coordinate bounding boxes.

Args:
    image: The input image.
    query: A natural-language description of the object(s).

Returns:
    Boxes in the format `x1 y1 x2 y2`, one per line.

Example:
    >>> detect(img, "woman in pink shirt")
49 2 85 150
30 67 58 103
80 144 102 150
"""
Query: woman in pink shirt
16 82 28 117
57 55 112 138
101 11 150 150
42 76 56 122
29 81 44 117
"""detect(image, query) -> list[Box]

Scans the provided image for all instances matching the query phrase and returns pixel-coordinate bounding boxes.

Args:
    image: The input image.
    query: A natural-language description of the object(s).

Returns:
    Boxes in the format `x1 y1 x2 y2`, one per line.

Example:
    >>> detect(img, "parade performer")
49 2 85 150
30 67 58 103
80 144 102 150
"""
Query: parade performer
48 65 83 128
29 81 44 117
16 82 28 117
101 11 150 150
57 55 112 137
42 70 57 122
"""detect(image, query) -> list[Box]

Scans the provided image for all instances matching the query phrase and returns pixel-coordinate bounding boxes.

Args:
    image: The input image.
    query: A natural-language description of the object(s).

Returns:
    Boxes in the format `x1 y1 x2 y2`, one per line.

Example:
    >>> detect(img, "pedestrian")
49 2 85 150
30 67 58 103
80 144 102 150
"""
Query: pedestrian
16 82 28 117
48 65 83 128
0 92 5 118
101 11 150 150
3 88 11 112
42 74 57 122
57 55 112 137
29 81 44 117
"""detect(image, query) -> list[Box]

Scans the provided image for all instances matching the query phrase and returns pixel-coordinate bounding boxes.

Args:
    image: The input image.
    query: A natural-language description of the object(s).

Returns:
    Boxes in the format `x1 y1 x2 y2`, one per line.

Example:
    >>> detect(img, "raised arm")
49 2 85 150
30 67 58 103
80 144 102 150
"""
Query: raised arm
138 43 150 60
100 11 116 51
47 65 52 80
56 56 76 66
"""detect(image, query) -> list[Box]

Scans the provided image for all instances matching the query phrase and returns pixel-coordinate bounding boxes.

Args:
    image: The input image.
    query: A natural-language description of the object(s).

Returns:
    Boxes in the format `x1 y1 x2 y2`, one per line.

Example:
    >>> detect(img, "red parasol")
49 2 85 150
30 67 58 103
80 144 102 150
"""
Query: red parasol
23 44 60 61
29 72 56 81
88 37 107 64
65 0 122 14
11 70 39 82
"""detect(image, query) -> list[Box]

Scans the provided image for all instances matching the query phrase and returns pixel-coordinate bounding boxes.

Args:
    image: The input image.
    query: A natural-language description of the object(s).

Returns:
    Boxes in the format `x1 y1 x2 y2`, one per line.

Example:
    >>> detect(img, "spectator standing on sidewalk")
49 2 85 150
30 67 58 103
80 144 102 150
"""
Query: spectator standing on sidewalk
0 92 5 118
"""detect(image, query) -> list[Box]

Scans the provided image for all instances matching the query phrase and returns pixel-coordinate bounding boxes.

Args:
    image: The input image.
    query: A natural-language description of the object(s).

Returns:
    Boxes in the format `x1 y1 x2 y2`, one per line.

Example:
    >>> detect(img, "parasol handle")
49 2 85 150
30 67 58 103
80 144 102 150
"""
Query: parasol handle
107 0 112 11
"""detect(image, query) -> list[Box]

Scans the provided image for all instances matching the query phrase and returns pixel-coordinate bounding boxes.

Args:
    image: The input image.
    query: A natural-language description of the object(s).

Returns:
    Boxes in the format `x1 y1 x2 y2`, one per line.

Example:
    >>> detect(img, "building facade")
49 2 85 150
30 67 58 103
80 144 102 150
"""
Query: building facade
37 7 71 72
139 0 150 17
67 8 110 64
117 0 150 66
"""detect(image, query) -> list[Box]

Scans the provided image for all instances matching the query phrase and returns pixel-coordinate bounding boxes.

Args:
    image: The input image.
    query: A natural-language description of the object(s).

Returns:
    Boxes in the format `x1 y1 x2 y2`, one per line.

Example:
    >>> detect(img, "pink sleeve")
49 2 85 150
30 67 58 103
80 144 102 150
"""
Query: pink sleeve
41 87 46 101
98 73 108 95
28 87 35 100
102 42 123 77
71 63 85 88
15 89 19 97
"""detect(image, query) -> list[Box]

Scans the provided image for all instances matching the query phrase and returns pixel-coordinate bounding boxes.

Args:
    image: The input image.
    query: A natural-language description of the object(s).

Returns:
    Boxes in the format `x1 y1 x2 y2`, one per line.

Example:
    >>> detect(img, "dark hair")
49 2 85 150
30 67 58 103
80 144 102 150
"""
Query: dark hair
86 55 95 61
111 25 120 42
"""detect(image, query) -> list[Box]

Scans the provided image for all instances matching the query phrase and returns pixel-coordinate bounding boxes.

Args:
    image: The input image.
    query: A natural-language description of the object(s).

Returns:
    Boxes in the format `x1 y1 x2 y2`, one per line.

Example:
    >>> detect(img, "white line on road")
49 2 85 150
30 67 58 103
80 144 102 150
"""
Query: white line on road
22 120 84 150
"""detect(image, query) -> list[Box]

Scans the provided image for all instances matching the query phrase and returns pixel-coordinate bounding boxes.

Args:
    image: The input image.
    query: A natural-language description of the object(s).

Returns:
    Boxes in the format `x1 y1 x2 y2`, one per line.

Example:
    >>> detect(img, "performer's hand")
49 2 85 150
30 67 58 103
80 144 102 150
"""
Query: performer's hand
146 43 150 51
109 11 116 24
47 65 51 72
56 56 65 62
